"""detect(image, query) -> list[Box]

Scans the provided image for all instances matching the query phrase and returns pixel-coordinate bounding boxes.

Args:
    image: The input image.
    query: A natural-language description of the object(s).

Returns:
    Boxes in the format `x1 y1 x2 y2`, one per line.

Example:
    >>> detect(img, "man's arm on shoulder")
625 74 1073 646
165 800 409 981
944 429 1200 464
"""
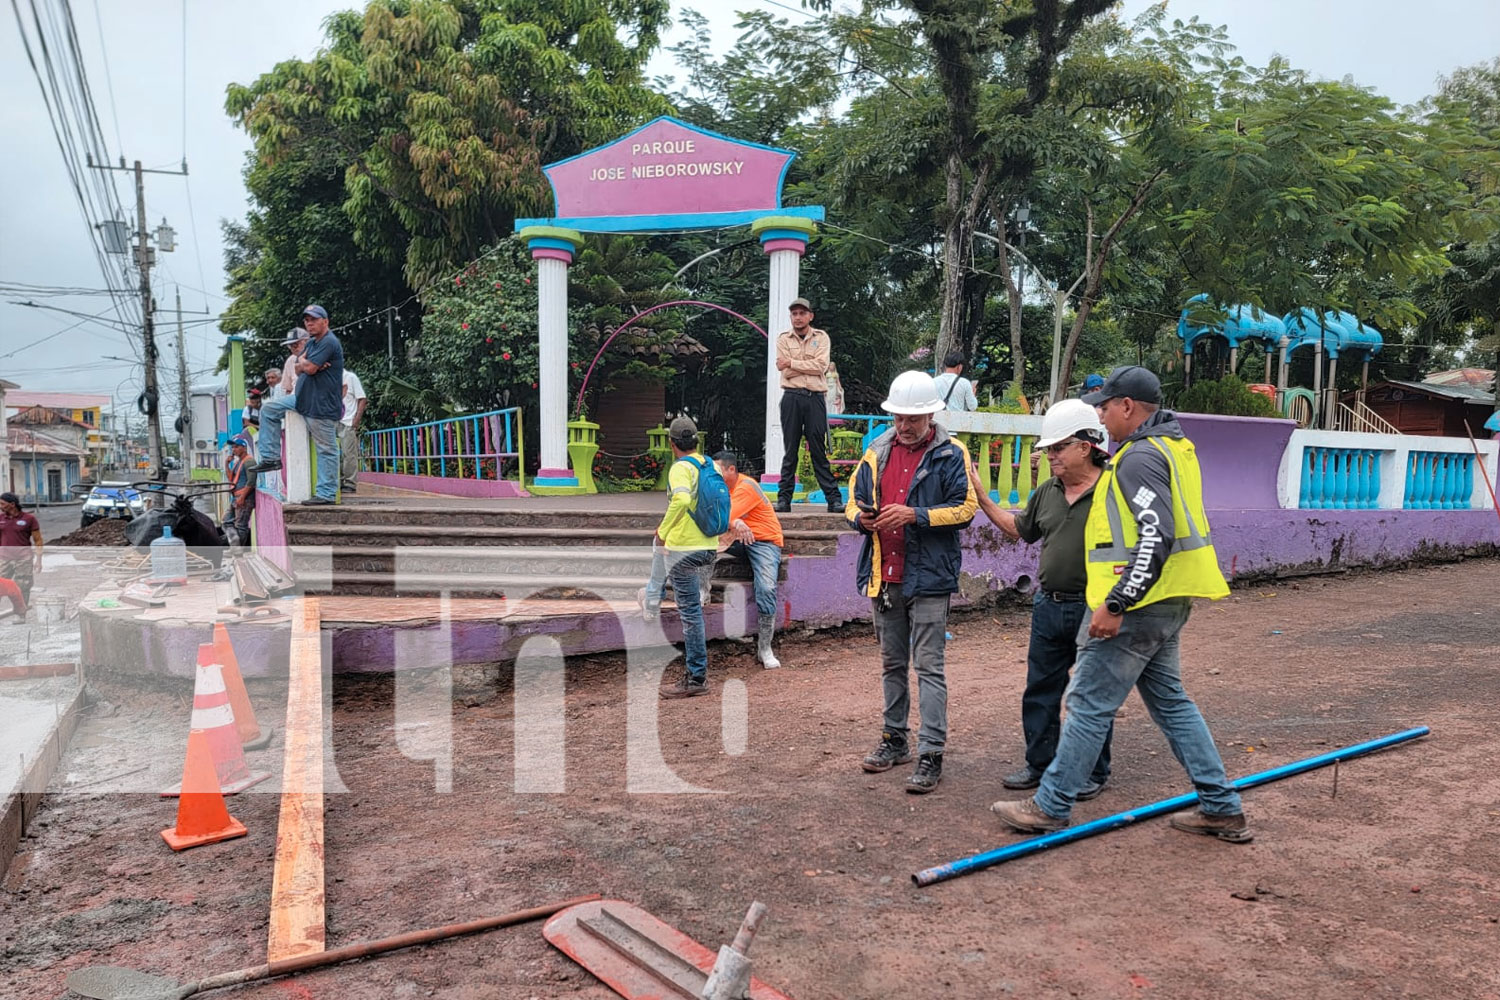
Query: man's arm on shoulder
915 443 978 530
1106 445 1175 610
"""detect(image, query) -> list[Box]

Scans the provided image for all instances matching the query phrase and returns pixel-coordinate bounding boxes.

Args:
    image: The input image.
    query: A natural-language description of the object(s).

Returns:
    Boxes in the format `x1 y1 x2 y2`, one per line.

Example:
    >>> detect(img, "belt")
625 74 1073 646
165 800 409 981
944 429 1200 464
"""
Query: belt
1042 590 1085 603
782 387 824 396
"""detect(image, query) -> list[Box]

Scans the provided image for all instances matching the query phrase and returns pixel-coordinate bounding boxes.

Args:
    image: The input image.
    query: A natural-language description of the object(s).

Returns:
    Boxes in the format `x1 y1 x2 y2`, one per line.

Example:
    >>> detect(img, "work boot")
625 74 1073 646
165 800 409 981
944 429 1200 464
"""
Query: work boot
905 752 943 794
990 795 1068 833
1001 765 1044 790
774 497 792 514
1077 777 1108 801
246 458 281 474
1169 810 1253 843
659 673 708 700
861 733 912 773
825 499 844 513
756 619 781 669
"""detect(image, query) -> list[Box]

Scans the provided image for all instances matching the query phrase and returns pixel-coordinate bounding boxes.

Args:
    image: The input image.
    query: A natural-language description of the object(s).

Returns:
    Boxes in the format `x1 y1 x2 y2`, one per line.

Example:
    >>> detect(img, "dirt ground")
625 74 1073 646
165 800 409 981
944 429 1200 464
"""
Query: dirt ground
4 560 1500 1000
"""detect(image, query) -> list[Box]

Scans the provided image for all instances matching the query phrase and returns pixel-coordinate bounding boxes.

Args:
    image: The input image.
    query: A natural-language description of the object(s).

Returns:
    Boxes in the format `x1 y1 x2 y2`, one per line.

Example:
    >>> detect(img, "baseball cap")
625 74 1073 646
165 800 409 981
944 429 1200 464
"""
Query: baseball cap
1081 365 1162 406
229 435 251 449
668 416 699 447
281 327 310 346
301 304 328 320
789 297 812 311
247 387 264 399
1082 373 1105 391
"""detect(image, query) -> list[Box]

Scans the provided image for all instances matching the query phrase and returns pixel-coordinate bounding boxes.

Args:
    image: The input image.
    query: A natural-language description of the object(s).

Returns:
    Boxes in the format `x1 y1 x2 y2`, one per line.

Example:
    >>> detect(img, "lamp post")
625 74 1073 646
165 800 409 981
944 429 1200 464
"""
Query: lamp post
974 232 1087 404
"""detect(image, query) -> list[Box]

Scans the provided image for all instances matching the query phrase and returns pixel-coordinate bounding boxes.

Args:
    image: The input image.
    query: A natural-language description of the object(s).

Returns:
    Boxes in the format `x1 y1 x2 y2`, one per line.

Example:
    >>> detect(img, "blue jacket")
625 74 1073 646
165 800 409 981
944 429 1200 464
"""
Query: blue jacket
844 425 977 598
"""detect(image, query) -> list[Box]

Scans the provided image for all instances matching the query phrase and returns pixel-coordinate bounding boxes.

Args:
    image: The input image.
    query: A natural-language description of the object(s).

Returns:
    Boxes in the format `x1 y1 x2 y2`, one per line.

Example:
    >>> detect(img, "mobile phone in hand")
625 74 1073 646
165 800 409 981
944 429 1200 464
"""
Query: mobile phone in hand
857 500 879 516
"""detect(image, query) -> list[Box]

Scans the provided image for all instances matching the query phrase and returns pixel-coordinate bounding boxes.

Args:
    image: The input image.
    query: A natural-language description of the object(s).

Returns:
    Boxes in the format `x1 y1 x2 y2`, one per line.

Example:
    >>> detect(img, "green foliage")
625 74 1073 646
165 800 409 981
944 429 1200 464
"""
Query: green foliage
1173 375 1279 418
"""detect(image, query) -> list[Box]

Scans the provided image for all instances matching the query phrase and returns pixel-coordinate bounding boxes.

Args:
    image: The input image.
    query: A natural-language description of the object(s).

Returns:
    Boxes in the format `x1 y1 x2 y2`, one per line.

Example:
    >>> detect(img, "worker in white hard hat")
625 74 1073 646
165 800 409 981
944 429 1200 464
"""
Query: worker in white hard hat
967 398 1114 800
844 370 978 794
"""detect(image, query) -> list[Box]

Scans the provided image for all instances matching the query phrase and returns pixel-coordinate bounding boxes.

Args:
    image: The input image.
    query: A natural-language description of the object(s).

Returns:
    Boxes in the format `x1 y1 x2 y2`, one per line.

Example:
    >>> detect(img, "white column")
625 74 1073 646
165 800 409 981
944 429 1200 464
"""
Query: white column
536 255 569 477
520 227 583 486
763 247 801 481
283 410 314 504
751 215 816 487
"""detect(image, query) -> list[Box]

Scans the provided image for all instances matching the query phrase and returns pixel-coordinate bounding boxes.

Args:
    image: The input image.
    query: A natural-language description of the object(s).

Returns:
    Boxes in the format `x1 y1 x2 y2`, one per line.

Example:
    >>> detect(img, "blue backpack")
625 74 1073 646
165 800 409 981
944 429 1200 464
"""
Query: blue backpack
678 455 732 536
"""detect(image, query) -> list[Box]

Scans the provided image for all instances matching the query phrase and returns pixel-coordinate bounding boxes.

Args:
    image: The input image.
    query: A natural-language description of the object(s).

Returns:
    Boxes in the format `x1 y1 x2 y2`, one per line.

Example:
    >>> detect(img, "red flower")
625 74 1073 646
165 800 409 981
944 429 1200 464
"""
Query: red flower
493 281 501 288
571 362 579 369
485 337 493 344
524 277 531 285
531 381 538 388
461 322 469 330
454 277 462 285
502 352 511 360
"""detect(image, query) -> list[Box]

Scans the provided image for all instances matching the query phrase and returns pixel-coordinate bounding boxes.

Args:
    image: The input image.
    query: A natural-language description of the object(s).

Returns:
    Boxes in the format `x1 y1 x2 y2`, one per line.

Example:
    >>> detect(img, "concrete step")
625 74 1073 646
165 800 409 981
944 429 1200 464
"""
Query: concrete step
296 547 790 585
282 522 842 556
298 571 756 600
283 504 851 533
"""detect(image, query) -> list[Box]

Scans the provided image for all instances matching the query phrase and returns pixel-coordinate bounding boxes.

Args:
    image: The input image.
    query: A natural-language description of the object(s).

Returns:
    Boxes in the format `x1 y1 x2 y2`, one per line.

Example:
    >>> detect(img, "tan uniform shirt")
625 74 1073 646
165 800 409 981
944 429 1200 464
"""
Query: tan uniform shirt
776 327 831 392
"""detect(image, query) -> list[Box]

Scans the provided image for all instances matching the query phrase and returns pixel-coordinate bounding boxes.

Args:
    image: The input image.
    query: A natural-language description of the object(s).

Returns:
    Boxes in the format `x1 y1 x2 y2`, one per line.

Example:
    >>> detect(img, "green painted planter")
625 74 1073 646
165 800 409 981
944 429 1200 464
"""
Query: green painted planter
567 418 601 494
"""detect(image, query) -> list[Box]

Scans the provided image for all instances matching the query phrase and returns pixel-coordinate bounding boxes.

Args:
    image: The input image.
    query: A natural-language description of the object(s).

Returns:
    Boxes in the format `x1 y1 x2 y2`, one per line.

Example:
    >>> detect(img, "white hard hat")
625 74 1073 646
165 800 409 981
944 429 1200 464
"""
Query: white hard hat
1036 398 1107 450
880 370 946 415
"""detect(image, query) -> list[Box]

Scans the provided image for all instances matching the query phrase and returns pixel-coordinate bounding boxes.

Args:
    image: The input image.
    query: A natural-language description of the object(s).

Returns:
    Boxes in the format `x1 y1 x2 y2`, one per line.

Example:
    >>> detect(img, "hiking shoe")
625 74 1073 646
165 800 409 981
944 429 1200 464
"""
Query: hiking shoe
1169 810 1253 843
825 500 844 513
990 796 1068 833
774 499 792 514
247 459 281 474
659 674 708 700
1002 765 1044 790
637 588 658 622
303 496 335 505
1077 778 1107 801
861 733 912 773
905 752 943 794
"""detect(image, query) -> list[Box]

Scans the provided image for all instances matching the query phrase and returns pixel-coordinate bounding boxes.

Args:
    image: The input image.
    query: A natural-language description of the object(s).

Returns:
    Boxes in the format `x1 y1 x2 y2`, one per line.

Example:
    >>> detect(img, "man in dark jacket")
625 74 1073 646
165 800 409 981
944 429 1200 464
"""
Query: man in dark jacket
845 371 978 793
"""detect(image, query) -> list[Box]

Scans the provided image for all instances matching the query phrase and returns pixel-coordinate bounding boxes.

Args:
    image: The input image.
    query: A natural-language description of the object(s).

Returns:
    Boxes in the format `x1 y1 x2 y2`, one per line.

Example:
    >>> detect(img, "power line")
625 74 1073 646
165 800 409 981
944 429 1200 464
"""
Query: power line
88 0 122 154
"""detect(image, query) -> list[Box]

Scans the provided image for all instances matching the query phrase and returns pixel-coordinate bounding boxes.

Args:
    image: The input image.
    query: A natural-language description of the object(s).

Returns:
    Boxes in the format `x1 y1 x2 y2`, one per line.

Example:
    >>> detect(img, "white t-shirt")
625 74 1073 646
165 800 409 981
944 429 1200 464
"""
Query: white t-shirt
933 372 978 412
340 369 367 427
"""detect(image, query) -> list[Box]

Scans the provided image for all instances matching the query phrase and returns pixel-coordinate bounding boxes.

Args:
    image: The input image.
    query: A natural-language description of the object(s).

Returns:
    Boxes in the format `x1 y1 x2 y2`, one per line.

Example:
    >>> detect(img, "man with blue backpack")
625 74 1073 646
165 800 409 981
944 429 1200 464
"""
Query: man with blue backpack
654 416 732 699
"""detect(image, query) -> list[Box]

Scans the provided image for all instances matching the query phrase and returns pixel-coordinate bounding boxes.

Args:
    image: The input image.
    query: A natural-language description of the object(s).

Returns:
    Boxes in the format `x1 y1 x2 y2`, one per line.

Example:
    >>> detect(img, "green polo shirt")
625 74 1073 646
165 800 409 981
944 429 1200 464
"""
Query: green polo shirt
1013 476 1096 595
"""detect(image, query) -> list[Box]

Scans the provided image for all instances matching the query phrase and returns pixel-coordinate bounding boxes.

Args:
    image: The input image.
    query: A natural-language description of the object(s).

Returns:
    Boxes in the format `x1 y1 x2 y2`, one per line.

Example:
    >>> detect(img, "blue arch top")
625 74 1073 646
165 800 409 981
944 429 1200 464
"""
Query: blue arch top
1281 308 1383 361
1177 295 1288 354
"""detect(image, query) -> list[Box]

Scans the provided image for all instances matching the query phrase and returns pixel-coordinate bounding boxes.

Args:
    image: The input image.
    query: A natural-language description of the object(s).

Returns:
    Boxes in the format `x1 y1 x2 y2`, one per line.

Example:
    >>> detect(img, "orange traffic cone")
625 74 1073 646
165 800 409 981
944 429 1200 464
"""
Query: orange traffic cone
161 728 249 851
162 644 270 797
212 623 272 749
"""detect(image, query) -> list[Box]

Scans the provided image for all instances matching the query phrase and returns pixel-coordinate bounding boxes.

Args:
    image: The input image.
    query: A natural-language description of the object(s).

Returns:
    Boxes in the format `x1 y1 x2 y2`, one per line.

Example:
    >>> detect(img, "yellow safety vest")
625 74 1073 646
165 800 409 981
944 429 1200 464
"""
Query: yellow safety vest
1084 435 1229 609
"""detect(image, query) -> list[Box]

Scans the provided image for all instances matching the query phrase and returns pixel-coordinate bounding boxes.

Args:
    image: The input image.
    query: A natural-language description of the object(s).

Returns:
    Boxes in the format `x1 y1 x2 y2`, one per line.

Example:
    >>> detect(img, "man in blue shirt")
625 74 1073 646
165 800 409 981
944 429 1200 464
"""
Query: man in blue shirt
250 305 344 504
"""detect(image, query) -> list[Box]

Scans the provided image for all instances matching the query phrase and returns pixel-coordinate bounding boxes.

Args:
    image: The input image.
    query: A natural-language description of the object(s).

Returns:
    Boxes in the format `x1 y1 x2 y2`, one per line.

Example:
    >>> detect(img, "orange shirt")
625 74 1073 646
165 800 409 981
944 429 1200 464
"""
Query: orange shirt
729 475 784 547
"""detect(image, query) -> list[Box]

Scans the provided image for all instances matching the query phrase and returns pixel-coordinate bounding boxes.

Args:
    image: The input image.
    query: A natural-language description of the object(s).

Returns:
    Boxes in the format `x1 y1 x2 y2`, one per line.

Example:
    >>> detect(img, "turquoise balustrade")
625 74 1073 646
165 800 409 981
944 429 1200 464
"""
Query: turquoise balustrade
1403 451 1472 509
1298 446 1381 509
363 407 525 485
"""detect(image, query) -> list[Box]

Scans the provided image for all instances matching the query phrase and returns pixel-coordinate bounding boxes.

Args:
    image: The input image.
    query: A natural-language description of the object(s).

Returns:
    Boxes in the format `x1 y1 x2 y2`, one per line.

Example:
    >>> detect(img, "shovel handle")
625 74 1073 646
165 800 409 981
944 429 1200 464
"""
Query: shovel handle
186 894 600 995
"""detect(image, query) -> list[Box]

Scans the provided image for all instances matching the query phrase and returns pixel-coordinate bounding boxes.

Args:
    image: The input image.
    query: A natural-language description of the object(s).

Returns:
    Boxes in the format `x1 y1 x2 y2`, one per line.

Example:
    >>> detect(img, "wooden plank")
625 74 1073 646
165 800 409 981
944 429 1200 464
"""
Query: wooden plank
267 596 326 960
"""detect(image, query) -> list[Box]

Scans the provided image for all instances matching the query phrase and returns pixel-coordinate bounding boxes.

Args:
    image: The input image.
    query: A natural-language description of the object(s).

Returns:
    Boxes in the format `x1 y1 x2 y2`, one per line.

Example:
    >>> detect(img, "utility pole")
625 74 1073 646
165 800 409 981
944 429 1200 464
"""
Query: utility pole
386 291 394 368
175 287 190 476
88 154 186 481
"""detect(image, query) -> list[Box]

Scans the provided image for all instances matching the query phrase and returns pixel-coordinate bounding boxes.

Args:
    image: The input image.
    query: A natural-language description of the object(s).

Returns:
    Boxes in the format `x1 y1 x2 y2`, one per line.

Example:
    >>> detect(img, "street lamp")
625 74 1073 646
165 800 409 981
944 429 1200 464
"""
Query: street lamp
974 232 1088 403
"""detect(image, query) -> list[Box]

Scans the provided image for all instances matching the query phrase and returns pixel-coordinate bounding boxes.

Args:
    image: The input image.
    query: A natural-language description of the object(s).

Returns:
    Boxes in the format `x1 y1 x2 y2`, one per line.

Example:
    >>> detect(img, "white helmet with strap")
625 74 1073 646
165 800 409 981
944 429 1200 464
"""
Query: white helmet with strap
1036 398 1107 450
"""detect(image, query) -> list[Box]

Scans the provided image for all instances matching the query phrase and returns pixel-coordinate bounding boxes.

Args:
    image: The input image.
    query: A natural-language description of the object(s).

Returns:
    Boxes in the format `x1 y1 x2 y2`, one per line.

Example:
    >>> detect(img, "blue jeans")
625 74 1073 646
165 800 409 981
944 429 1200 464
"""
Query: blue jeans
725 539 781 619
1034 599 1241 820
666 549 716 682
255 396 297 464
1024 593 1111 781
307 417 340 500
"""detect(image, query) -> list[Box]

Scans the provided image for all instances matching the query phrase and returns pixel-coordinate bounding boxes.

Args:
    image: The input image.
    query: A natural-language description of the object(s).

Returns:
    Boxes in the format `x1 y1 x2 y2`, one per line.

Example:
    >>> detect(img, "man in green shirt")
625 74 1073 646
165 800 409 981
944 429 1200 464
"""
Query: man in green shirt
655 416 719 700
969 399 1114 799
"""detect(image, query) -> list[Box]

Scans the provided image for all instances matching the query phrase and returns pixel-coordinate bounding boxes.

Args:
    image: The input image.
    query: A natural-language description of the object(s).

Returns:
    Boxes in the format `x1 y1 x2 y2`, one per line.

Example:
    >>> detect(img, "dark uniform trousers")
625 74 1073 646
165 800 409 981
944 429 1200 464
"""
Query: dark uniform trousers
778 388 841 503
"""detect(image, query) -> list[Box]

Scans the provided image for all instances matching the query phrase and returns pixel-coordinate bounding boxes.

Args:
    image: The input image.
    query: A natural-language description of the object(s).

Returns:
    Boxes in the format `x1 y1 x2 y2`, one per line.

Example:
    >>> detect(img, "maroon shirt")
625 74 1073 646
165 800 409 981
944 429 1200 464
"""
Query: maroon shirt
0 511 39 551
876 427 934 584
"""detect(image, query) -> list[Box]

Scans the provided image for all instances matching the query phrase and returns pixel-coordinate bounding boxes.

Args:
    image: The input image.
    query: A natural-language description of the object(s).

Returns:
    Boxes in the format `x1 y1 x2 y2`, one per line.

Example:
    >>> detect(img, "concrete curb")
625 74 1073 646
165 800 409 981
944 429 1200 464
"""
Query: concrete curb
0 684 87 876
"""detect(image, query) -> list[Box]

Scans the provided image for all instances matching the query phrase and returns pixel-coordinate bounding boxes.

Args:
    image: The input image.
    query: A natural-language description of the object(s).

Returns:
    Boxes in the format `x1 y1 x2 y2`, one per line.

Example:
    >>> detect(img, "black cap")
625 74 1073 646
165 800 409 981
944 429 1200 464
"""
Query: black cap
1081 365 1162 406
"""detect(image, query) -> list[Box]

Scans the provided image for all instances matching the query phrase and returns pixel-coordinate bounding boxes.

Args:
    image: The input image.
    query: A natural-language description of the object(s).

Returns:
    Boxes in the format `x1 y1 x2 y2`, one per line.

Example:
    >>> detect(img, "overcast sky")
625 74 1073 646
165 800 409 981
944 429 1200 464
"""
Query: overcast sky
2 0 1497 409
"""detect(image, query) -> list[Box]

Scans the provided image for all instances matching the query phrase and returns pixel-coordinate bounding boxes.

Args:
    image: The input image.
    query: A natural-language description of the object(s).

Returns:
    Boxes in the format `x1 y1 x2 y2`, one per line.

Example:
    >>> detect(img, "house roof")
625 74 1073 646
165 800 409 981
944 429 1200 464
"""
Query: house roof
1383 379 1496 404
9 404 93 428
4 390 110 411
1422 368 1495 389
0 379 18 390
6 426 88 456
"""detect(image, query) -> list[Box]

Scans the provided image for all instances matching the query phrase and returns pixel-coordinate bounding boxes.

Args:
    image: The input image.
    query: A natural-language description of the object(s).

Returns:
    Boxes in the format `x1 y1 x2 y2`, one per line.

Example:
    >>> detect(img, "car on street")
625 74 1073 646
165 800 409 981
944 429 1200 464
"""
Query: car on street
79 481 147 527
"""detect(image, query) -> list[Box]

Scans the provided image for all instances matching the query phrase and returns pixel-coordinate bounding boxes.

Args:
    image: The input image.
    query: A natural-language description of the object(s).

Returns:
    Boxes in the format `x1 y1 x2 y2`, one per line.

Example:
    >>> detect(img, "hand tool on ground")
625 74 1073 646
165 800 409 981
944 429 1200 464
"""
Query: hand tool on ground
702 901 768 1000
65 894 600 1000
543 899 795 1000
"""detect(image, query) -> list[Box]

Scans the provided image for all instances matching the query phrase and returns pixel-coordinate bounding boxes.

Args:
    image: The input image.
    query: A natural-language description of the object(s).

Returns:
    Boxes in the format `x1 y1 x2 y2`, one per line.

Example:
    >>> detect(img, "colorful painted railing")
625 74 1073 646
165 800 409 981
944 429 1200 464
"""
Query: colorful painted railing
1404 450 1473 509
363 407 525 484
1297 446 1382 509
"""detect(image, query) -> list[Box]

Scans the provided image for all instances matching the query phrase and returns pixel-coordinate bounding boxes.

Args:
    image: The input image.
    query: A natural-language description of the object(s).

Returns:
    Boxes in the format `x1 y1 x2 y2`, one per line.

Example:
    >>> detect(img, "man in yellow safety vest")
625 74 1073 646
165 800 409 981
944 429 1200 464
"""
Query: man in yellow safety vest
990 366 1252 843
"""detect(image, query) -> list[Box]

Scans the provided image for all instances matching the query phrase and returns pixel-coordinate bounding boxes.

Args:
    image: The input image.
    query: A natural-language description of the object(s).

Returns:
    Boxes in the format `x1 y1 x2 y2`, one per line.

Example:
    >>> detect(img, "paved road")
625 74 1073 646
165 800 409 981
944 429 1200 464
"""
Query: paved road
31 503 84 540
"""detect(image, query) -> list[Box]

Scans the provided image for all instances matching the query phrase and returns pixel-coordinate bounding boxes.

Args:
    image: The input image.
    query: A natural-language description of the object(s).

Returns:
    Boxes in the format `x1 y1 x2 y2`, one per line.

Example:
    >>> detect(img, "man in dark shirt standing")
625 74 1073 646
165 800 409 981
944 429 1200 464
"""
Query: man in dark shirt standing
969 399 1113 799
251 305 344 505
0 491 42 606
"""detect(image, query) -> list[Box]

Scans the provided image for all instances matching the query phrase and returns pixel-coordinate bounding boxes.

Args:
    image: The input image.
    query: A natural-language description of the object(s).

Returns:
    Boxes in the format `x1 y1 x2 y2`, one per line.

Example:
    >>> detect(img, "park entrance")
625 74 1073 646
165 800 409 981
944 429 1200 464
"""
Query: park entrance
513 116 825 494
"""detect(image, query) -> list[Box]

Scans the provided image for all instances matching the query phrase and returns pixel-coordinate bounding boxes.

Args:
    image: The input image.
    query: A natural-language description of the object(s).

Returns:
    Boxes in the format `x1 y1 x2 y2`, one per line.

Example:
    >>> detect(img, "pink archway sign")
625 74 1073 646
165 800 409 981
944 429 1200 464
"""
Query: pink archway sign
573 299 768 416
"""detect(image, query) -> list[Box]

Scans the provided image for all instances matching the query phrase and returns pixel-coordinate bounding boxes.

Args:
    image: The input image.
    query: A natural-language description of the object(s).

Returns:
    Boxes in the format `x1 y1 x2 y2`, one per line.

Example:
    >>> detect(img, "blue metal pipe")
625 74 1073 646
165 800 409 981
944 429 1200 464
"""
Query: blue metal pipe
911 726 1430 888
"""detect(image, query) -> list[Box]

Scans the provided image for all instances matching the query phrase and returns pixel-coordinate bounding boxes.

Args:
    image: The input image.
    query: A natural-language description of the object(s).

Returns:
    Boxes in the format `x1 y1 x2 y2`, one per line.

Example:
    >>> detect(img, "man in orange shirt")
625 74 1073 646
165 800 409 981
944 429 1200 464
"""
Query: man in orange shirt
715 451 785 669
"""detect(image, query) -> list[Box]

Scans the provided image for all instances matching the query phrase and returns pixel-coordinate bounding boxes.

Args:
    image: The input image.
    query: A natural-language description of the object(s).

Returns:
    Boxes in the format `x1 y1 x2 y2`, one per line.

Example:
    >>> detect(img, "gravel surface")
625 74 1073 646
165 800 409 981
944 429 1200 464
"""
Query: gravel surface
3 559 1498 999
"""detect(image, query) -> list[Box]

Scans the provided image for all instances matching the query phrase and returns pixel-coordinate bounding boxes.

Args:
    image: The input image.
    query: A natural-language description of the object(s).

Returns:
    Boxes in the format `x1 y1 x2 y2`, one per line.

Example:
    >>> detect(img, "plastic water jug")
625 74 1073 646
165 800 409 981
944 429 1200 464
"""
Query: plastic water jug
149 524 188 584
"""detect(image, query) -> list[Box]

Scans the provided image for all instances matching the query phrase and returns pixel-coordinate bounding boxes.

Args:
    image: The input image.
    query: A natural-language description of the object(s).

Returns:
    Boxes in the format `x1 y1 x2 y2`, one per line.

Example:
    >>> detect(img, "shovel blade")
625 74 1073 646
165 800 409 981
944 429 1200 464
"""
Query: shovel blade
66 965 185 1000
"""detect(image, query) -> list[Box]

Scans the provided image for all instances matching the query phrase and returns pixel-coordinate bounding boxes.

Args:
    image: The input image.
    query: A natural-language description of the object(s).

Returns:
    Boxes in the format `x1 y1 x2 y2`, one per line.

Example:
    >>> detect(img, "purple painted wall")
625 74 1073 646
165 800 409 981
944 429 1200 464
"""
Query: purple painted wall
252 496 290 572
359 471 530 499
1168 413 1295 511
